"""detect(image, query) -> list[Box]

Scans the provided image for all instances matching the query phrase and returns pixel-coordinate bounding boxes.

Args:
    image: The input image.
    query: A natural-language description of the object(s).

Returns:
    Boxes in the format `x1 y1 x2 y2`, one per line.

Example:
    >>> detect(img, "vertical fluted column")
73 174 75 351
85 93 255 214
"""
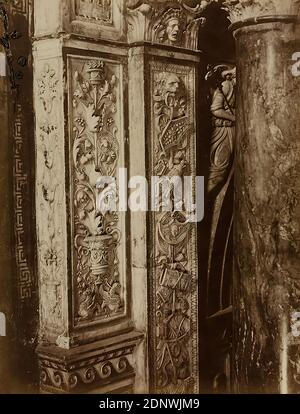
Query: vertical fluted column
226 0 300 393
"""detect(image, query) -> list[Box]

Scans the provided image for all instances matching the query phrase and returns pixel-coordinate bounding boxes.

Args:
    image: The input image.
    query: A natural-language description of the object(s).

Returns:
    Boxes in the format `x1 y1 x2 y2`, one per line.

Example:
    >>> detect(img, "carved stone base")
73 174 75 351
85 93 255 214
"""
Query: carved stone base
37 331 143 394
233 18 300 393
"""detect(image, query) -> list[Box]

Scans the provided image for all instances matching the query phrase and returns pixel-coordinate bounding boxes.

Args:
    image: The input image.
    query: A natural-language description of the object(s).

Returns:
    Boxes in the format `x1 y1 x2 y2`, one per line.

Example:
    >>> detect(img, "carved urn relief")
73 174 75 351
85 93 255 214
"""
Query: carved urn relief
71 57 124 324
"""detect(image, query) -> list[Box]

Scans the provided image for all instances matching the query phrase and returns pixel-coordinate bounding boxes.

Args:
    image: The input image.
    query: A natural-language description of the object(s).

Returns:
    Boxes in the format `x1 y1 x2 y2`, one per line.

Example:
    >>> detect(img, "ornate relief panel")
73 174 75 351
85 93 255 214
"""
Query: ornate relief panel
74 0 113 23
148 60 198 393
67 54 128 329
70 0 124 40
34 50 68 341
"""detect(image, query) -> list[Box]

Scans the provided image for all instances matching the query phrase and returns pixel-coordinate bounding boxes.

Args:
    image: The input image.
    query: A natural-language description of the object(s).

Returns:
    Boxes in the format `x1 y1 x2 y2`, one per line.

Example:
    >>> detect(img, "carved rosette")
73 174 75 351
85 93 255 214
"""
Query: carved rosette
224 0 300 22
149 62 198 393
69 56 125 326
126 0 214 49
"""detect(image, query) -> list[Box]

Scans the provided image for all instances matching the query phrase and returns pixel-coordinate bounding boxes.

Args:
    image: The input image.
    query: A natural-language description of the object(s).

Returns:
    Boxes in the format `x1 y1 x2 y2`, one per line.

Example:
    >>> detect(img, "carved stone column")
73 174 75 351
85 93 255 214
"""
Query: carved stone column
126 0 204 394
225 0 300 393
33 0 204 394
33 0 143 394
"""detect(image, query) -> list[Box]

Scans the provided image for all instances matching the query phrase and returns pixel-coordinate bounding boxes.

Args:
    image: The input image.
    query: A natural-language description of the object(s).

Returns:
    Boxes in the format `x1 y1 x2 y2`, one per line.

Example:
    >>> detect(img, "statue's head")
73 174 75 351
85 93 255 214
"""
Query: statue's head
221 67 236 85
160 8 184 45
165 17 180 43
205 64 236 89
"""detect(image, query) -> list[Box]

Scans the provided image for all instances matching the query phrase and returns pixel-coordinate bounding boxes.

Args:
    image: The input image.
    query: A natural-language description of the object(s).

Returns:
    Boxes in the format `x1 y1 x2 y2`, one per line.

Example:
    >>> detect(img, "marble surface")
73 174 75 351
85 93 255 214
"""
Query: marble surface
233 20 300 393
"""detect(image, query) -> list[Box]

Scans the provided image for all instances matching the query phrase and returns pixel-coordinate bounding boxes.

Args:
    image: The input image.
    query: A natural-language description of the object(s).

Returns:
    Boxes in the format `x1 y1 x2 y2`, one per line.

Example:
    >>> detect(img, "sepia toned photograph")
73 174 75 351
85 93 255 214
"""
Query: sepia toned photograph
0 0 300 400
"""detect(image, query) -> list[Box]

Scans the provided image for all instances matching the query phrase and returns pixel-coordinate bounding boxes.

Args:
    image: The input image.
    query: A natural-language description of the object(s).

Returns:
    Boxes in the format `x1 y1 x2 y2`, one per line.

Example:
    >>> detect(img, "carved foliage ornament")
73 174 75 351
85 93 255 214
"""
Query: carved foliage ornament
71 58 124 324
36 63 64 334
150 62 198 394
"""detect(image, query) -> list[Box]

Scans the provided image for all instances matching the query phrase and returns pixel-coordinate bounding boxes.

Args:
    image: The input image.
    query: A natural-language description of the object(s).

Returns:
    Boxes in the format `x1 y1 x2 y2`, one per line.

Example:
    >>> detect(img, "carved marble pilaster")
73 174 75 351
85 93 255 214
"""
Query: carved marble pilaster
124 0 204 395
34 40 68 343
33 36 143 393
127 43 201 394
148 61 199 394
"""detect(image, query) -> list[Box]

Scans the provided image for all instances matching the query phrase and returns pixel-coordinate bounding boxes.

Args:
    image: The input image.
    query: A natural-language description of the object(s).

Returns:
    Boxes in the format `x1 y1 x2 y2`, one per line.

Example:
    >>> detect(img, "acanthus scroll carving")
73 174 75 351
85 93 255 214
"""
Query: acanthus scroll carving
150 62 198 394
71 58 124 324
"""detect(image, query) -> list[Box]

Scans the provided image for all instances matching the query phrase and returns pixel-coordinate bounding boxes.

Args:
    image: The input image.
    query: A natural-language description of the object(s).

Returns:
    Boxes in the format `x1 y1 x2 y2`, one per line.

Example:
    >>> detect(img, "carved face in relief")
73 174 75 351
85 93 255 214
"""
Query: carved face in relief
158 8 184 45
165 17 180 43
164 73 180 95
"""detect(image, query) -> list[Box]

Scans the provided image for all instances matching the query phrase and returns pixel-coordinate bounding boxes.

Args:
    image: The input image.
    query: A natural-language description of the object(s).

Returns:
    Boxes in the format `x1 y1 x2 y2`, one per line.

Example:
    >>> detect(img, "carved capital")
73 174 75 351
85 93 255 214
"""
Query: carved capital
126 0 216 50
224 0 300 23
